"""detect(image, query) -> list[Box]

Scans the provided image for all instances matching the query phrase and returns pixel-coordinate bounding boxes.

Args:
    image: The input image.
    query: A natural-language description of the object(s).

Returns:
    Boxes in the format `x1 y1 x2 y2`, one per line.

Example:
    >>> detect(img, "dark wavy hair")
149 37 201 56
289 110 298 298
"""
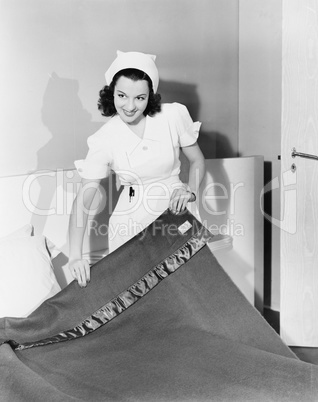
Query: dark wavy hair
98 68 161 117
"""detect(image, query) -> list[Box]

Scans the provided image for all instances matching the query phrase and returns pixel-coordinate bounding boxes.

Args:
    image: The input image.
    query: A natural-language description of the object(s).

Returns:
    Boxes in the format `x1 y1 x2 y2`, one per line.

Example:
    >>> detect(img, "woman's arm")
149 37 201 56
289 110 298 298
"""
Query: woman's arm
169 142 206 213
68 178 101 287
182 142 206 194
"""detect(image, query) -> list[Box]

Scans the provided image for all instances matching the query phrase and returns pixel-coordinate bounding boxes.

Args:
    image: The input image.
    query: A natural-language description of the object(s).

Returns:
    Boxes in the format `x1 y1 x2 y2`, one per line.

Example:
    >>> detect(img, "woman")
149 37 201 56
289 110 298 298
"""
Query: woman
68 51 206 287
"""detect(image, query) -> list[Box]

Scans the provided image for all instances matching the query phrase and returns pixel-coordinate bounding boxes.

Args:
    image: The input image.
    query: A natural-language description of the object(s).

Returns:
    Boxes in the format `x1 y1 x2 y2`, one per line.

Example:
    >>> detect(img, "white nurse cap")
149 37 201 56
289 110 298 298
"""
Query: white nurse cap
105 50 159 93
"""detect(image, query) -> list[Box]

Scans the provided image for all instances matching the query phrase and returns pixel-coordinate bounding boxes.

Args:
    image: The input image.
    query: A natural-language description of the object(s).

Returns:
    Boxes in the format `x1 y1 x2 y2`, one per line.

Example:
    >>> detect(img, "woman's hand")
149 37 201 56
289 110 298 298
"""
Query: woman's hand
68 259 91 288
169 187 194 215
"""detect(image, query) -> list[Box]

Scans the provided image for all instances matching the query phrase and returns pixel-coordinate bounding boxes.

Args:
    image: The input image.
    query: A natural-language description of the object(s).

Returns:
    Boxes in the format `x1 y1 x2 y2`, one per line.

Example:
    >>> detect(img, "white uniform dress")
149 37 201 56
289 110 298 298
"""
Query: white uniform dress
75 102 201 253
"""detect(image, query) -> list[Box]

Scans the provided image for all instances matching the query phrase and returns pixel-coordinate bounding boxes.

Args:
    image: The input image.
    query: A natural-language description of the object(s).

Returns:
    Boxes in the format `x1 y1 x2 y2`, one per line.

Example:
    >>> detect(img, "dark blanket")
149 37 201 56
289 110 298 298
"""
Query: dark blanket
0 210 317 401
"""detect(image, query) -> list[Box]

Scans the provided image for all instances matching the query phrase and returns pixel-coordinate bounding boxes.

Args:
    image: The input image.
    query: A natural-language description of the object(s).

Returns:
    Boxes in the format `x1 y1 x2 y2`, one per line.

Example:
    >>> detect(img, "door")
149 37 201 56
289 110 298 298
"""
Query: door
280 0 318 346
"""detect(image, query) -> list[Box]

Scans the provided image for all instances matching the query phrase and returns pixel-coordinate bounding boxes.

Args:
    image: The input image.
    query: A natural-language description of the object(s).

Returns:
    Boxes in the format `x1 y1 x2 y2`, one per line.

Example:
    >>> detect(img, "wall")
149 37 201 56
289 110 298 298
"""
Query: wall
0 0 239 178
238 0 282 310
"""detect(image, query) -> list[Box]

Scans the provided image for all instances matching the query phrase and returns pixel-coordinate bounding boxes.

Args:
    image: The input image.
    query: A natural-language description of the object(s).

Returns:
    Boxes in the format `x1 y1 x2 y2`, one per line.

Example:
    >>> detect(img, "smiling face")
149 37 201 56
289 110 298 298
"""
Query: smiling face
114 76 150 125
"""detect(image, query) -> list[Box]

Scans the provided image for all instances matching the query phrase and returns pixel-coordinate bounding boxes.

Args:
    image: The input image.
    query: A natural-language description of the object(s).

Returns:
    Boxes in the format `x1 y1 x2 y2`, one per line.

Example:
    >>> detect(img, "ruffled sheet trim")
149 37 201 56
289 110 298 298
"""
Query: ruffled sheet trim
6 225 213 351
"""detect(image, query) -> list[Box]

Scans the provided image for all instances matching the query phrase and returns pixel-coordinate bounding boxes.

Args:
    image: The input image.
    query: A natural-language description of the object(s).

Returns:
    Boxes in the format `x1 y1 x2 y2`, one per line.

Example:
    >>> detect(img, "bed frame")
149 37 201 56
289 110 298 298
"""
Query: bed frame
0 156 263 309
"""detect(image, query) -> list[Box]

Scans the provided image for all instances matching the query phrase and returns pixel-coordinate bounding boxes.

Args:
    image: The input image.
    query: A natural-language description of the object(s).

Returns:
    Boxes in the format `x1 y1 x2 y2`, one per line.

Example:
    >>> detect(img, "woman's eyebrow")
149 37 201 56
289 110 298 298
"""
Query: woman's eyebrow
116 89 147 97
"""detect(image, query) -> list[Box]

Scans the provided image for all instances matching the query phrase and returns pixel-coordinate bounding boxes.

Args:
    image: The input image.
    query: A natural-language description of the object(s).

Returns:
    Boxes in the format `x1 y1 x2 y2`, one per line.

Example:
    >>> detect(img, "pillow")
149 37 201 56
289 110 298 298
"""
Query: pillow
0 227 61 318
0 223 33 241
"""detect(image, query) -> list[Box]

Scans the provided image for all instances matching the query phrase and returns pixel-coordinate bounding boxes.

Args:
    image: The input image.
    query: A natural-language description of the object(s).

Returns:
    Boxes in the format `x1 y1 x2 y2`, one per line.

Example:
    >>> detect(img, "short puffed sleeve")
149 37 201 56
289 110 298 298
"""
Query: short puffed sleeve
172 103 201 147
74 130 112 180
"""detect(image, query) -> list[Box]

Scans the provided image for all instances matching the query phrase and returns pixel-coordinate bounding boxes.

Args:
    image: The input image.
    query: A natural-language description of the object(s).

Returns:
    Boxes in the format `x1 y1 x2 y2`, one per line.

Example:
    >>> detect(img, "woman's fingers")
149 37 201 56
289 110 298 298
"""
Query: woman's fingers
69 259 90 288
83 259 91 283
169 189 191 214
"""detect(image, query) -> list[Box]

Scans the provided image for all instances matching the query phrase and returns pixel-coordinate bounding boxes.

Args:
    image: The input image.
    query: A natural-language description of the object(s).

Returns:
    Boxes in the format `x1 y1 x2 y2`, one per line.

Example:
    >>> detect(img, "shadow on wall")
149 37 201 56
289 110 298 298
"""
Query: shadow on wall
159 78 234 226
40 72 104 169
159 79 238 159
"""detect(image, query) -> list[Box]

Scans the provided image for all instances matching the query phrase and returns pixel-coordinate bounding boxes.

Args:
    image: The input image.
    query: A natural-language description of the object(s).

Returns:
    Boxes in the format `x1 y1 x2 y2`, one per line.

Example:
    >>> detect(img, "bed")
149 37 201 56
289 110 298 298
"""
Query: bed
1 209 317 401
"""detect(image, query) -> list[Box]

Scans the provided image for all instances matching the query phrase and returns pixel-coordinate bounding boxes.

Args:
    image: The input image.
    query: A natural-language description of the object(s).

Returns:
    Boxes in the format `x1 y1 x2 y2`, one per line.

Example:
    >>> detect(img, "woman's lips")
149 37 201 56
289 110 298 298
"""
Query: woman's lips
123 110 136 116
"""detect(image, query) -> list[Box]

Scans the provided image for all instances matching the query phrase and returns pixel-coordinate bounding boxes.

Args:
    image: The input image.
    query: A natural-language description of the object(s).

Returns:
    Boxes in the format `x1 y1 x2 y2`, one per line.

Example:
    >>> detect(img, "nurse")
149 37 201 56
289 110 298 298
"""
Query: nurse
68 50 206 287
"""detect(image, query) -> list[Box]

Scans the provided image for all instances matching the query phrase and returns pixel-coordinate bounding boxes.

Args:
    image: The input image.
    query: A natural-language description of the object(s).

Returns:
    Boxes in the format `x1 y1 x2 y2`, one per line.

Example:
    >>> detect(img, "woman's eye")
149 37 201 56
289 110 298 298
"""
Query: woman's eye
118 94 125 98
137 97 145 101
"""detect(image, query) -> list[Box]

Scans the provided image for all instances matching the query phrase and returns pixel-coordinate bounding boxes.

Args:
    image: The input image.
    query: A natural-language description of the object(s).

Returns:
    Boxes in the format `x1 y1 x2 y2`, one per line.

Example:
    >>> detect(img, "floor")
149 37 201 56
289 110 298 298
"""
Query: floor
263 308 318 365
